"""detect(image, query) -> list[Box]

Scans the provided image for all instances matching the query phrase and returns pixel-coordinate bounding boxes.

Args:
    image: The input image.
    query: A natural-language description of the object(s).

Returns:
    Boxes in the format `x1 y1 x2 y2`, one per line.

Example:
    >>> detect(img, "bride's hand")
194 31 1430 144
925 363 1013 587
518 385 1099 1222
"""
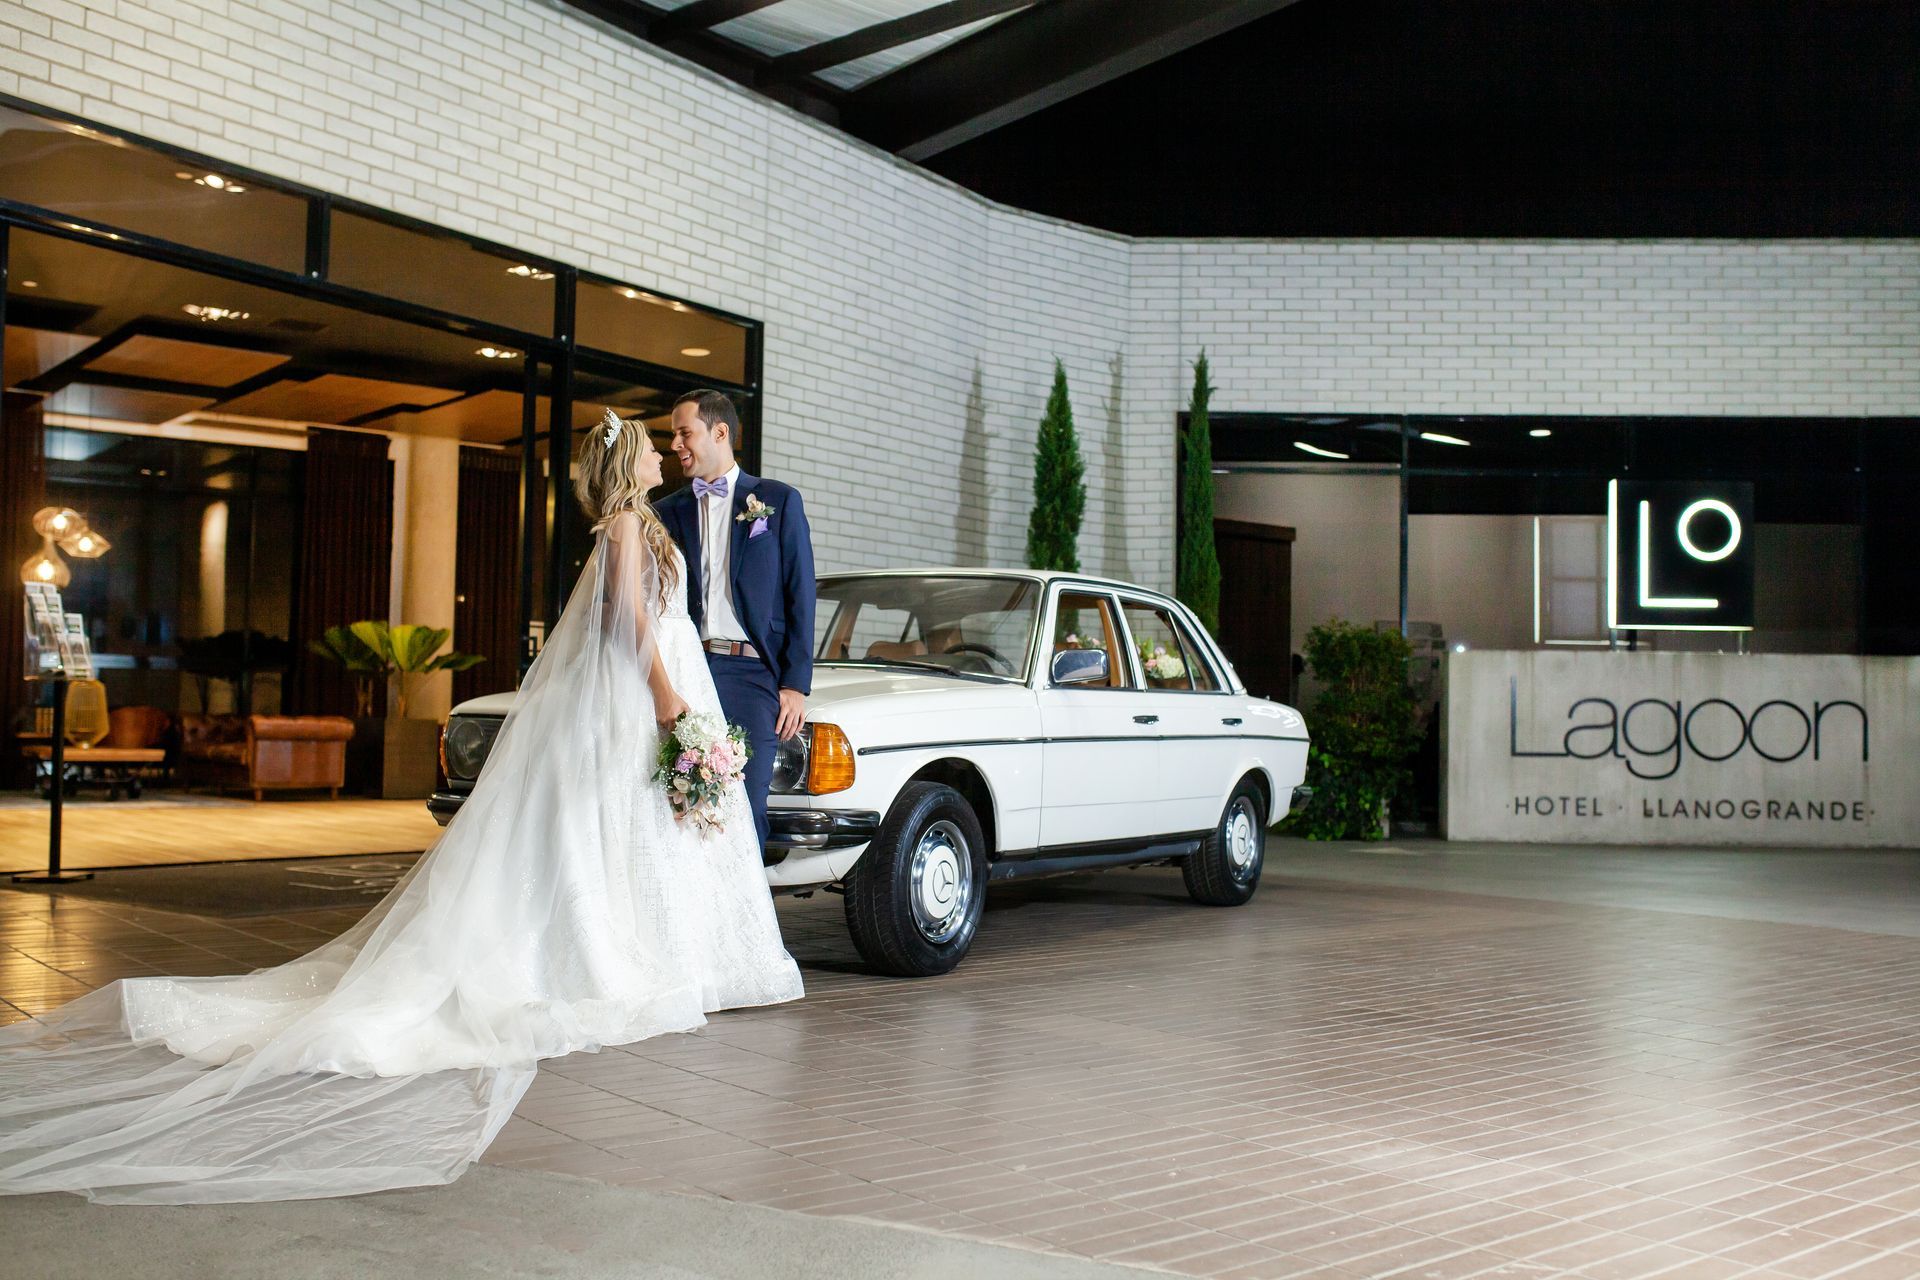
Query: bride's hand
656 689 690 735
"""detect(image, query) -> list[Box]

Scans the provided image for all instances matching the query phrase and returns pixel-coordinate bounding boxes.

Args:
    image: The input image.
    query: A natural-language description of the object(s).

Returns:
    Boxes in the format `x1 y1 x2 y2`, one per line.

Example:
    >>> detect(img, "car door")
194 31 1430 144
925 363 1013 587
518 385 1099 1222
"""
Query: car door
1036 588 1163 846
1117 596 1237 834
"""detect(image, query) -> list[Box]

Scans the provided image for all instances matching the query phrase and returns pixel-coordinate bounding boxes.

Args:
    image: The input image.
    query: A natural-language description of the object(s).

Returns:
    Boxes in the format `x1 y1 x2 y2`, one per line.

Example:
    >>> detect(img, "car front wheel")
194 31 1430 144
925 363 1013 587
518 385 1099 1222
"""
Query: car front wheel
843 782 987 977
1183 779 1266 906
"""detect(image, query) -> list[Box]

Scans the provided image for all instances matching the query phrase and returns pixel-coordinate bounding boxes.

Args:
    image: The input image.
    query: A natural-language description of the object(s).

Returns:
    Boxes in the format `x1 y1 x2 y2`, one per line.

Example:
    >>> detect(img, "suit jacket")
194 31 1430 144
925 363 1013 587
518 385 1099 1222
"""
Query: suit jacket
658 472 816 696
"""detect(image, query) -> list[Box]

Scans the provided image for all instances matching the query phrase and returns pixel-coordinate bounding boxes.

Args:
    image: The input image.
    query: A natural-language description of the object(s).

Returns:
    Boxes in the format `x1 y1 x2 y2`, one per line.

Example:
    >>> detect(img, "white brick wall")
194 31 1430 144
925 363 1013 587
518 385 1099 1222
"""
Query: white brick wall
5 0 1919 593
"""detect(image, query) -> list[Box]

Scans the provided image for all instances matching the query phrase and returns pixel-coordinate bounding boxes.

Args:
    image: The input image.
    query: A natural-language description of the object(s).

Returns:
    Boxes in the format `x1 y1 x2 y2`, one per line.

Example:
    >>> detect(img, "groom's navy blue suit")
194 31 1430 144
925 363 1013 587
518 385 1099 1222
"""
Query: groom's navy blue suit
658 472 815 850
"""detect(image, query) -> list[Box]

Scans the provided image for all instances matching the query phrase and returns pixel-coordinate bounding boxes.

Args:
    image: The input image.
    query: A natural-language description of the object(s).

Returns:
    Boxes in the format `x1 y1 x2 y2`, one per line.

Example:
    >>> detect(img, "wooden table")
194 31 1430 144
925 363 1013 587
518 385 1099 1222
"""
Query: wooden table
23 745 167 801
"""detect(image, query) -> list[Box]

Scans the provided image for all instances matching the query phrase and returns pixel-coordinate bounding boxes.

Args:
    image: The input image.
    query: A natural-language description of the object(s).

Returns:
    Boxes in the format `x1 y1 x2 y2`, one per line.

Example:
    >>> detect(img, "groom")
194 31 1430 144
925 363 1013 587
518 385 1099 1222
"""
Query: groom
660 389 815 851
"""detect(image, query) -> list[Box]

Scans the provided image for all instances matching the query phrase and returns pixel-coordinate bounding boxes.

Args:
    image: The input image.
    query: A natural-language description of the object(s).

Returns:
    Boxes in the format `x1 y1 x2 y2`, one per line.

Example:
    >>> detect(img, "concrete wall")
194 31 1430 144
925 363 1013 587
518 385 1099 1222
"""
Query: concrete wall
1444 650 1920 847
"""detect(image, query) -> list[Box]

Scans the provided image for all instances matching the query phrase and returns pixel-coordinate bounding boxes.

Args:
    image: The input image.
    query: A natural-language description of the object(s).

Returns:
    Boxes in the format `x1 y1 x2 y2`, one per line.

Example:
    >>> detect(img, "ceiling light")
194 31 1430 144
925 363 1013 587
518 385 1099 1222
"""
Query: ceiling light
1420 431 1471 446
1293 441 1351 460
679 347 710 358
20 280 37 288
177 170 246 193
476 346 520 359
183 304 251 322
618 288 641 300
506 264 555 281
1529 428 1552 438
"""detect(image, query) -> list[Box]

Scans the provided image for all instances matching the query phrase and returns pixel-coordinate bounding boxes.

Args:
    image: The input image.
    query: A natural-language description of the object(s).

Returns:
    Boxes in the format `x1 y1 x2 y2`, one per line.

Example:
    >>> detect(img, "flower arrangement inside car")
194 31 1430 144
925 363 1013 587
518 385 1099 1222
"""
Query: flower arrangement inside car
1140 640 1187 685
655 710 751 833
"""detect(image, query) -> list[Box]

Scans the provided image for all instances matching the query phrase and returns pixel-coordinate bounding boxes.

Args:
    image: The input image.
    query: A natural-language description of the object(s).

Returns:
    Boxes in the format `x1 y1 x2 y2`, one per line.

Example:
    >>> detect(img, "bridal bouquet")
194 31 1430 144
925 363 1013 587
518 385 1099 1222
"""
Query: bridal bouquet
656 710 751 832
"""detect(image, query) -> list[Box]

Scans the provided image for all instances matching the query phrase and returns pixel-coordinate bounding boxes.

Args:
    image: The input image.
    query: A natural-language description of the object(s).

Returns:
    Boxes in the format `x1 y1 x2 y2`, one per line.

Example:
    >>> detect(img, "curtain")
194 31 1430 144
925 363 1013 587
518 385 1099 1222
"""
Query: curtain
2 394 46 785
287 430 394 717
453 447 521 705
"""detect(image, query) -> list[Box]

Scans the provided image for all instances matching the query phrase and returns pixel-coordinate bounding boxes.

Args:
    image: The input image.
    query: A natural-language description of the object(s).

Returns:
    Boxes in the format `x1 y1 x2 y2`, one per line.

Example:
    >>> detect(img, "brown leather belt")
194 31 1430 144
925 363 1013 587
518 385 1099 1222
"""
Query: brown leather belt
703 638 759 658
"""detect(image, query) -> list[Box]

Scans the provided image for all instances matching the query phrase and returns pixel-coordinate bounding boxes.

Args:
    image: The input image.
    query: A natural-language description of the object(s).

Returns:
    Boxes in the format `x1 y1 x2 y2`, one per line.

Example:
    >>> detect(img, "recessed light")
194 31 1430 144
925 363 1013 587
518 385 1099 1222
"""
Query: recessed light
505 264 554 281
1529 428 1552 438
618 287 641 300
176 170 246 193
476 346 520 359
1420 431 1471 447
183 304 251 322
679 347 710 358
1293 441 1350 460
20 280 37 288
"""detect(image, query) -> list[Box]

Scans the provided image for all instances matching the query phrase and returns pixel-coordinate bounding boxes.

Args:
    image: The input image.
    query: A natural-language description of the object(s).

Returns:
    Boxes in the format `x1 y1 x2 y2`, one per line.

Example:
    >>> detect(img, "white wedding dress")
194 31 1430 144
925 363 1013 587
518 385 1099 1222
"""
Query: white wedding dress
0 514 802 1203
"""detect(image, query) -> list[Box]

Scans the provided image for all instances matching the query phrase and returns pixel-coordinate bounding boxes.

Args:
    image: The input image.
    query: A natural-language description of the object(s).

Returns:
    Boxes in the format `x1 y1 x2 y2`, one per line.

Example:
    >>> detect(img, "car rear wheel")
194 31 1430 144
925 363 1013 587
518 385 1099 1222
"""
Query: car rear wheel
843 782 988 977
1183 779 1265 906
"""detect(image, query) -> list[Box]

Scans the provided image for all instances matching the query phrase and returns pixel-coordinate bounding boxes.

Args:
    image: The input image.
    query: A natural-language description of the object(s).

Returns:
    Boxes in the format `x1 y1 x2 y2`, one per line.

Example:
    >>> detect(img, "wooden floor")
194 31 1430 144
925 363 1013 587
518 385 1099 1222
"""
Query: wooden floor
0 793 443 874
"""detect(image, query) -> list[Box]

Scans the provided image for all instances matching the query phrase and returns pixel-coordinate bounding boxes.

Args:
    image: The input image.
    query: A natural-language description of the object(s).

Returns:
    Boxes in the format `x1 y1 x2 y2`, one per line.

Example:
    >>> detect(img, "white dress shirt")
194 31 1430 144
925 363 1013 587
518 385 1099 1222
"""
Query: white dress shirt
698 464 748 644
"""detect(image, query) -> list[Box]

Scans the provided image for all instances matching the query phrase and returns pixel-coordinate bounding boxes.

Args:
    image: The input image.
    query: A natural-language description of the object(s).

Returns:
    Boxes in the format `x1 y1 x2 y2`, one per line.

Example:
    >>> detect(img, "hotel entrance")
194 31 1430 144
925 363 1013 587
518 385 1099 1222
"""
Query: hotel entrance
1 98 762 870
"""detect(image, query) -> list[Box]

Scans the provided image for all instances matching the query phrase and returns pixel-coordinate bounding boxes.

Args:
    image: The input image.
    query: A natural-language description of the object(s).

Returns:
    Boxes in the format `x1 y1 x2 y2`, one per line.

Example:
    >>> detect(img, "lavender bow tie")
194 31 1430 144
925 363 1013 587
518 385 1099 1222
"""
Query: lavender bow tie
692 476 730 499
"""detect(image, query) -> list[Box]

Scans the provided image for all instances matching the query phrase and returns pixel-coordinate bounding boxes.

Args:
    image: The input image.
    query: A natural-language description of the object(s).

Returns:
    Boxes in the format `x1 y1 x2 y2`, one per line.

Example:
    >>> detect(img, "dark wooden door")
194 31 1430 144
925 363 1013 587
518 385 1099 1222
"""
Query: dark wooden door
1213 518 1295 704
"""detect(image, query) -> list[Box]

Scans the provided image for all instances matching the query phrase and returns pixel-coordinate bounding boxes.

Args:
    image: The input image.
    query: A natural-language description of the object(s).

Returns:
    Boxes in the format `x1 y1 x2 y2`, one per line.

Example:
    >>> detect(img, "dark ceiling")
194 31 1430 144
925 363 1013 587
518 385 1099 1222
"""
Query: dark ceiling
585 0 1920 238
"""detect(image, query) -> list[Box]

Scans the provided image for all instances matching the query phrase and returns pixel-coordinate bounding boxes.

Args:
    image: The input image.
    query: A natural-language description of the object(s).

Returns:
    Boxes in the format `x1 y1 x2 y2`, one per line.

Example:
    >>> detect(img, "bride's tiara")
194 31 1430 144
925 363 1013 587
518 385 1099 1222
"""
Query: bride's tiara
599 407 624 448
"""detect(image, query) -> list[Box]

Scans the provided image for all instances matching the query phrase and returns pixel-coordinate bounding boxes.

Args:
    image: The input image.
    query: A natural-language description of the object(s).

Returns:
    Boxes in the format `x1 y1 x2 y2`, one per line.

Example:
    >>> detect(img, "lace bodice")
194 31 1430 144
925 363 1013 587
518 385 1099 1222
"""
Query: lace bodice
662 544 690 620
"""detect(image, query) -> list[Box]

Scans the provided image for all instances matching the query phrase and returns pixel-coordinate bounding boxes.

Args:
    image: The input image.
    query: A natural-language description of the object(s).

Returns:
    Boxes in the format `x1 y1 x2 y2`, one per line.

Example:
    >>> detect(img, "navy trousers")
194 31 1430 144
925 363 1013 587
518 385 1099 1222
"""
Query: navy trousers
708 654 779 851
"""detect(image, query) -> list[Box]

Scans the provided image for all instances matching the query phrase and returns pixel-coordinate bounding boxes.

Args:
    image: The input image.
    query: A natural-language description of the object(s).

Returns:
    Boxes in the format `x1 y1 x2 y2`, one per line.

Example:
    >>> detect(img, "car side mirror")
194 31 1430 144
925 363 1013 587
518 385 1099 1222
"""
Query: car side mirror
1052 649 1109 686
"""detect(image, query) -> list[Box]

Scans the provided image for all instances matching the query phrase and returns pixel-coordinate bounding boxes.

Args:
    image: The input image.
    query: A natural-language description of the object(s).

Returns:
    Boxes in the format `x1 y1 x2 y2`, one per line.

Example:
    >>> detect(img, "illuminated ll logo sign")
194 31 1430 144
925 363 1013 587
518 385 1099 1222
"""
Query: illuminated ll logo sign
1609 480 1755 632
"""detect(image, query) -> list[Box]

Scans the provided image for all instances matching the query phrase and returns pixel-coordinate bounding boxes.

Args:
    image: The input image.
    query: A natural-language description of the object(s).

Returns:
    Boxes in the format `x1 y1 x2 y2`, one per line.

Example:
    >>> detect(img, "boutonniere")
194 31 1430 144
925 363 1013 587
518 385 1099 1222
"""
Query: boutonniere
737 494 776 536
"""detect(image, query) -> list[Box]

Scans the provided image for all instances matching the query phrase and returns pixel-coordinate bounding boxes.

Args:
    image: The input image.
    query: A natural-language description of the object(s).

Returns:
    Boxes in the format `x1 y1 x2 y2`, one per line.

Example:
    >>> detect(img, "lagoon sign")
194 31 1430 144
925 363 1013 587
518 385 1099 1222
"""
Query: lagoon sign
1443 650 1919 847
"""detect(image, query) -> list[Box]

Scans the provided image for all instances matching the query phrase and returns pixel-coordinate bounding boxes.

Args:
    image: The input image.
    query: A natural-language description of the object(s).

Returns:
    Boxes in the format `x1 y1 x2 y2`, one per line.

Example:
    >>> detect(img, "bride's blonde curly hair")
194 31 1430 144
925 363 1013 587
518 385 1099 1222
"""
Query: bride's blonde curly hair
574 409 679 605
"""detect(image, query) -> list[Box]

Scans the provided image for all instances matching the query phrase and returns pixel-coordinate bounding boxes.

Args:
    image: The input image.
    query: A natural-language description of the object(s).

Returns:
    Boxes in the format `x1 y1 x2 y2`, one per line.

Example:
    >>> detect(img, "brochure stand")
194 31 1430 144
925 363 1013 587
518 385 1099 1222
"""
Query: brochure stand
18 586 92 883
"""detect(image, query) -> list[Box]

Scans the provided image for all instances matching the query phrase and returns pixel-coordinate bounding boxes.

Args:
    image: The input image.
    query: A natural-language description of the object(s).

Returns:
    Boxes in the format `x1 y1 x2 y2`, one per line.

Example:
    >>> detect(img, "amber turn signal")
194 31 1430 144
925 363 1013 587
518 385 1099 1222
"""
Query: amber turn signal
807 723 855 795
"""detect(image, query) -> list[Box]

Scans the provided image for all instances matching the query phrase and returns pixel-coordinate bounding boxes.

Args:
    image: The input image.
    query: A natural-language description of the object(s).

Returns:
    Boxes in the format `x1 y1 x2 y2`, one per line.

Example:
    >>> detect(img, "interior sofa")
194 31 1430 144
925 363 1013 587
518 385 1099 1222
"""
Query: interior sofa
180 713 355 800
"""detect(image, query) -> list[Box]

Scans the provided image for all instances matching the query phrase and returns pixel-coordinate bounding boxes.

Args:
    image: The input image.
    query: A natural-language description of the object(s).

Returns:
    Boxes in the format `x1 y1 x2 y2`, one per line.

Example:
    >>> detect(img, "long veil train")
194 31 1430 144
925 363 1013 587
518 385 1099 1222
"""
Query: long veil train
0 517 771 1204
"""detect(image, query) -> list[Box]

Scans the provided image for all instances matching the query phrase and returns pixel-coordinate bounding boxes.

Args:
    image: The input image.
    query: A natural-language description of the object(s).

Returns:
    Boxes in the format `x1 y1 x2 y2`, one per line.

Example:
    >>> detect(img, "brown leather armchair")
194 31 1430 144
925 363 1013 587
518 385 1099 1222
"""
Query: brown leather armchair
181 713 355 800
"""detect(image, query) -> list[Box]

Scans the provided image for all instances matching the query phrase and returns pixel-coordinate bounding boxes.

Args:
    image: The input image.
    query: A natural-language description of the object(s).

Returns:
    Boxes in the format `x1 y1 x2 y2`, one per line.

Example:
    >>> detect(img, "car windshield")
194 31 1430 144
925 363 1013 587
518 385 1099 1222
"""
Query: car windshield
815 576 1040 681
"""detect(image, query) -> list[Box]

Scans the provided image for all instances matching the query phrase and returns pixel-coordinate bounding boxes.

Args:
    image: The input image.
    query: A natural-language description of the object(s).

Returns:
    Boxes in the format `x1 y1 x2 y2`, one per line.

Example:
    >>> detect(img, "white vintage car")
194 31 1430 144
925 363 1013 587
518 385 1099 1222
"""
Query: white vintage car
433 570 1310 976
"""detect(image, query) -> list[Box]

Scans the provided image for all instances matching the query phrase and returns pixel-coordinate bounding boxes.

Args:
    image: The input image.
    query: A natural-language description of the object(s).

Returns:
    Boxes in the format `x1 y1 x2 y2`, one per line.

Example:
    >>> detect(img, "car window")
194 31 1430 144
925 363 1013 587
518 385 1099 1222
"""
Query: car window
1052 592 1133 688
815 576 1039 680
1120 601 1220 692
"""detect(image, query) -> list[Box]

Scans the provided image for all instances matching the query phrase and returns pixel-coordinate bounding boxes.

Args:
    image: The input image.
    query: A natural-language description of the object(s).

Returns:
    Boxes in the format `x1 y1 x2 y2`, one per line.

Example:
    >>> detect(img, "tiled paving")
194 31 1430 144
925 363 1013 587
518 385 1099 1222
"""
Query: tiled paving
5 842 1920 1279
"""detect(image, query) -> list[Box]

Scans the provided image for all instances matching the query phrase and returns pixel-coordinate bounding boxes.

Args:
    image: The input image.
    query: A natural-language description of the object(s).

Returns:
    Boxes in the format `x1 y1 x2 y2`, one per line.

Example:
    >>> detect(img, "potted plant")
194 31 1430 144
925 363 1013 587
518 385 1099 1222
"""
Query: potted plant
1283 619 1424 841
310 621 483 799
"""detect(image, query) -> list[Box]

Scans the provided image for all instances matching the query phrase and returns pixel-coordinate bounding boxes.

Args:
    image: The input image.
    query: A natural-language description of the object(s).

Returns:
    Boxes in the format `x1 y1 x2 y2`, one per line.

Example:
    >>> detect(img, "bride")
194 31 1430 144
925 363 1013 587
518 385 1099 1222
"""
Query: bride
0 411 804 1204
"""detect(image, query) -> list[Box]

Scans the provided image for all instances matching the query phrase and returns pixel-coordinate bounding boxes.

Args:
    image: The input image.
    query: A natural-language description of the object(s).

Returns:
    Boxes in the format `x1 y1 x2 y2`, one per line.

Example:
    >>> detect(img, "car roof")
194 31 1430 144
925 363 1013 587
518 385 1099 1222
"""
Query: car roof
817 567 1167 597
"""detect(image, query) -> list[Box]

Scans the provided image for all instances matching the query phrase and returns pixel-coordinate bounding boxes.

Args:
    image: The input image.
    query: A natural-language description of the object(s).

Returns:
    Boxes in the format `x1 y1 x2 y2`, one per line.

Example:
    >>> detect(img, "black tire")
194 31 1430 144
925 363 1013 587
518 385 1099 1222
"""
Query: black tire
1183 778 1267 906
843 781 988 977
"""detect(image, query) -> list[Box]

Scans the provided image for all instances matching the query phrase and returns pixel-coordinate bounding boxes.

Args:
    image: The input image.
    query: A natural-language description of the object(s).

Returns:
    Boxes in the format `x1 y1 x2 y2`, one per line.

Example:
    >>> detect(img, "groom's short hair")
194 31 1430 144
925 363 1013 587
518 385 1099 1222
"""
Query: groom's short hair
672 389 743 449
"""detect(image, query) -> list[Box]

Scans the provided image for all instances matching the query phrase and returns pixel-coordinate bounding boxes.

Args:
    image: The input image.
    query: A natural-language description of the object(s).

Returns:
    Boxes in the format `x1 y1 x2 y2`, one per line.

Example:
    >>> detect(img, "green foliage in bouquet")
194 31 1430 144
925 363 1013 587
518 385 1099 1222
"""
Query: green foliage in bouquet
1025 359 1086 573
1283 619 1424 841
1176 351 1222 634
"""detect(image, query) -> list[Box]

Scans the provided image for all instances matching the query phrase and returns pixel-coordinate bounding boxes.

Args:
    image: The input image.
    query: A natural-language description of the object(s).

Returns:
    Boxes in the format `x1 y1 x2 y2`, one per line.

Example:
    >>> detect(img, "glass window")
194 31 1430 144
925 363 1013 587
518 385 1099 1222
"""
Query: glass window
0 103 308 271
575 278 750 383
1052 591 1132 688
45 430 300 716
816 575 1039 680
1121 600 1220 691
328 209 555 334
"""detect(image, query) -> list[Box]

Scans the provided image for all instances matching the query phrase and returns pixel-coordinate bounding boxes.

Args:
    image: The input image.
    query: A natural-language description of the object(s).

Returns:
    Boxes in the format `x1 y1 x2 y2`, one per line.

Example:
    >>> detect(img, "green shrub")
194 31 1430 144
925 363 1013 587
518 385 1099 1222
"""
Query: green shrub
1284 619 1423 841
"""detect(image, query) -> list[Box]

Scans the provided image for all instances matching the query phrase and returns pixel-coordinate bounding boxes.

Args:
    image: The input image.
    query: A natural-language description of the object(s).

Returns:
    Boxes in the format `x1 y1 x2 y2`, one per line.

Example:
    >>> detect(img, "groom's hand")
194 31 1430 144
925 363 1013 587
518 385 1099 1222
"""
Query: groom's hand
776 689 806 741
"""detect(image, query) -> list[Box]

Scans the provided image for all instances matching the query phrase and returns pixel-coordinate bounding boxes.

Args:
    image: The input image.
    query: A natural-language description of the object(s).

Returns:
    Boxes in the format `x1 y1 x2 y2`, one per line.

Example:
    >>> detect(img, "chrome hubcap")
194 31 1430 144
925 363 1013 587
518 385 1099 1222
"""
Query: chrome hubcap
1224 799 1261 880
909 820 972 944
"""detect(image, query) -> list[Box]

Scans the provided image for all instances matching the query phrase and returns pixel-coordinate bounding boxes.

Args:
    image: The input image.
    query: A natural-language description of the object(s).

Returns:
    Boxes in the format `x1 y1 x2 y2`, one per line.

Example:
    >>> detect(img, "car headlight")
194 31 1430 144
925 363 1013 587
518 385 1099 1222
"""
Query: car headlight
771 731 810 793
770 724 855 795
441 715 500 780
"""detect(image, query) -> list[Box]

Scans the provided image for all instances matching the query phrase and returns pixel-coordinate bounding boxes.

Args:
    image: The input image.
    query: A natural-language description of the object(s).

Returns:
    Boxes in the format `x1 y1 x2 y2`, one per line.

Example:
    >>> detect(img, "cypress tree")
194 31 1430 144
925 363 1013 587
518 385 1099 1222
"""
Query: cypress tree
1178 351 1222 633
1025 359 1086 572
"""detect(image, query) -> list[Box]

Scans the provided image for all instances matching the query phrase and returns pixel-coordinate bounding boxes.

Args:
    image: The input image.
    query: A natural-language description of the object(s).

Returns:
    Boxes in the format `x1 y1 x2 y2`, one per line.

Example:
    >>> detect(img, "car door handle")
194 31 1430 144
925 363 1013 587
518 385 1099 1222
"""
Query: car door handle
1221 717 1242 726
1133 714 1159 725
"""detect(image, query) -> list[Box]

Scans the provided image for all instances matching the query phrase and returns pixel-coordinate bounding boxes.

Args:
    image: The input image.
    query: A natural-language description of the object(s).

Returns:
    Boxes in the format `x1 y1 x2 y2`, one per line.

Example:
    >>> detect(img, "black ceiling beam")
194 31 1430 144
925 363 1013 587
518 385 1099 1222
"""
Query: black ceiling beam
649 0 784 42
768 0 1033 82
559 0 845 125
844 0 1307 161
